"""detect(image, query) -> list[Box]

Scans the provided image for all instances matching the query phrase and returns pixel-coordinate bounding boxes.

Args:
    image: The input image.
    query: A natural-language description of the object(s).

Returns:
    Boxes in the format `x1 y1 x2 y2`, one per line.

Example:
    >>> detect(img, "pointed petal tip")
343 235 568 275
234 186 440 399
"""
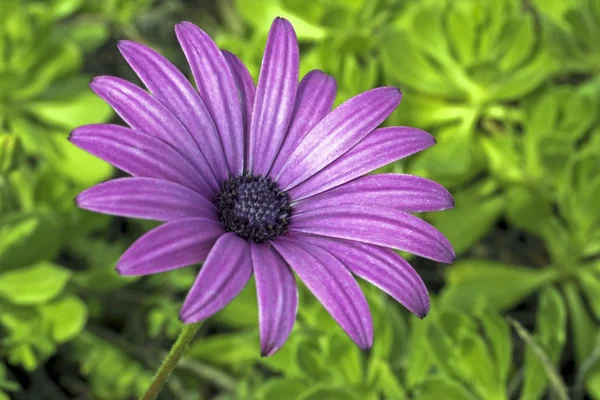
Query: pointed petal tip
358 338 373 351
413 302 430 319
260 345 278 358
114 264 125 276
114 259 138 276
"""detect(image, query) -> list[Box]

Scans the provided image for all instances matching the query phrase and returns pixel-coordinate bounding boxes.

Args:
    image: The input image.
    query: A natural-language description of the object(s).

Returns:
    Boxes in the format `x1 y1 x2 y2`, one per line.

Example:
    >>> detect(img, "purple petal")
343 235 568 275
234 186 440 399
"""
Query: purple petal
251 242 298 356
294 173 454 214
90 76 218 189
289 127 436 201
223 51 255 135
290 204 455 263
175 22 244 175
294 234 429 318
118 40 228 183
76 177 217 221
272 237 373 349
69 124 212 198
248 18 299 175
116 218 224 276
276 87 402 190
180 233 253 322
270 70 337 177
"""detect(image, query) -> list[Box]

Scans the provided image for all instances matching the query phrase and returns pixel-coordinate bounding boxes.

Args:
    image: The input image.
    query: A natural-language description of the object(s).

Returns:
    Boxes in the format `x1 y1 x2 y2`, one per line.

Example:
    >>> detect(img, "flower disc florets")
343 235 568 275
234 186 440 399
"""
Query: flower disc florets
215 174 292 243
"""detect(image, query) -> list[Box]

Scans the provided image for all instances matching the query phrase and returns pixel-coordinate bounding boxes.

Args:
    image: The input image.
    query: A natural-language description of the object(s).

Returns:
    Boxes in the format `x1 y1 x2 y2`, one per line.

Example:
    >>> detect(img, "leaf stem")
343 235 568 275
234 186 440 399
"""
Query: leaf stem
140 322 202 400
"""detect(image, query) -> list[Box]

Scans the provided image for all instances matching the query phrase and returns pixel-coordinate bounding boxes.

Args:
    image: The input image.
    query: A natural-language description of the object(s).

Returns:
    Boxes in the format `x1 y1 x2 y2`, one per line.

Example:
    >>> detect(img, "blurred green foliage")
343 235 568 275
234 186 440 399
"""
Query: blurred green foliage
1 0 599 399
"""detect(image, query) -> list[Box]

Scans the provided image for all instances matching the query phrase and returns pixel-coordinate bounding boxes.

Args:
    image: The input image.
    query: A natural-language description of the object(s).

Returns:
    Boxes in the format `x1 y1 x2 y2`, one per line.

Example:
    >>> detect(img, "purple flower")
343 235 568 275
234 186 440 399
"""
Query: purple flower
70 17 455 356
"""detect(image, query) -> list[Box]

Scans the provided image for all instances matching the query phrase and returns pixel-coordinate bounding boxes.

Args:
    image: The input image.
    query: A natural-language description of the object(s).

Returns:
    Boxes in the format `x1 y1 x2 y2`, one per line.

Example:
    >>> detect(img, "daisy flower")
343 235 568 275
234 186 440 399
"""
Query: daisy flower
70 17 455 356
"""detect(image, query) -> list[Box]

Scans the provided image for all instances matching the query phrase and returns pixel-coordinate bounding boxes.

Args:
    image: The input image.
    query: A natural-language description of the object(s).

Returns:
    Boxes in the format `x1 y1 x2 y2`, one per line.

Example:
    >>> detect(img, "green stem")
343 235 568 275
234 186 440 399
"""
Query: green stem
140 322 202 400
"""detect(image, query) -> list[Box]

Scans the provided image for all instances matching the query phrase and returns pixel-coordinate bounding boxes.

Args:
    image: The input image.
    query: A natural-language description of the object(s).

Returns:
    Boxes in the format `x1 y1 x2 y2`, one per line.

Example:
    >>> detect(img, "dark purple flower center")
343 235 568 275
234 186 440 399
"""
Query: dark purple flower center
215 174 292 243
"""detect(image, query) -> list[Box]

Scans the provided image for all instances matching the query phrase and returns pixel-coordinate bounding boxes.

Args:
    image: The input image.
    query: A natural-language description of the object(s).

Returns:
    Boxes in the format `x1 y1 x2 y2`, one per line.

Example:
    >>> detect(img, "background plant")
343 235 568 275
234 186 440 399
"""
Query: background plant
0 0 598 399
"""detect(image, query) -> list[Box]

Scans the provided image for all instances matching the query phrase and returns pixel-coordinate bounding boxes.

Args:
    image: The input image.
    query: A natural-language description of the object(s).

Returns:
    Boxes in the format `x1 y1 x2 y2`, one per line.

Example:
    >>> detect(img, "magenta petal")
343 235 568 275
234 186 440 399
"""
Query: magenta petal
295 235 429 318
116 218 224 276
90 76 218 189
180 233 253 322
251 242 298 356
69 124 212 198
118 40 228 183
76 177 217 221
272 237 373 349
276 87 402 190
223 51 255 136
294 173 454 214
270 70 337 177
289 127 436 201
248 18 299 175
175 22 244 175
290 204 455 263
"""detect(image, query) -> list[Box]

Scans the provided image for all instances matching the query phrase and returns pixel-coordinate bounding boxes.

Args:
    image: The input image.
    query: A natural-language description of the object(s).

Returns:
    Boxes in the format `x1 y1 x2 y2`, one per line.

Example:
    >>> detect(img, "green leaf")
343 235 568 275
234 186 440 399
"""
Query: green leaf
479 312 512 385
26 85 112 130
415 377 476 400
574 335 600 400
0 363 19 393
429 191 504 256
577 269 600 319
480 133 523 183
0 211 62 268
405 315 433 389
367 357 406 399
446 2 477 66
410 124 480 186
0 307 56 370
213 280 258 328
522 286 567 400
39 295 87 342
425 310 468 379
235 0 326 40
47 132 113 186
67 20 110 52
492 51 558 100
0 135 19 174
11 42 81 101
510 317 569 400
442 260 558 311
326 331 363 385
563 281 597 363
259 332 303 376
458 334 498 397
255 378 310 400
187 331 259 367
296 338 328 381
504 185 554 236
380 30 457 98
297 386 357 400
0 262 71 305
49 0 83 18
563 282 600 400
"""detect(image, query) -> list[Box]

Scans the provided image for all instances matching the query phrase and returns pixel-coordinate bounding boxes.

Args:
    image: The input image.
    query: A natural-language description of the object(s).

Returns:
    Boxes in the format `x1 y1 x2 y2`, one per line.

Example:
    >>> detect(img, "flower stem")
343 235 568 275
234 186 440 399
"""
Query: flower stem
140 322 202 400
